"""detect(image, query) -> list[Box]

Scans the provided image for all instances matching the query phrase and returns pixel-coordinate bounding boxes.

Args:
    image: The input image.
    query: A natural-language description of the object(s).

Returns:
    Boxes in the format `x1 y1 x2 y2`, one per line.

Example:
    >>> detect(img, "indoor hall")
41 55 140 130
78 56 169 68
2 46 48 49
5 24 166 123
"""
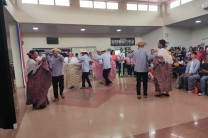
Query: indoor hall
1 0 208 138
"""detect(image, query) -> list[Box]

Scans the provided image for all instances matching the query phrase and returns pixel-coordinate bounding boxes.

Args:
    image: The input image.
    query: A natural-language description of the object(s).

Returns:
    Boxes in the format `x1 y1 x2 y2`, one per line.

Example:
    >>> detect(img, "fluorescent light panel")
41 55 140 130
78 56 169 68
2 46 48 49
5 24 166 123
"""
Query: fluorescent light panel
170 0 180 8
94 1 106 9
55 0 70 6
149 5 158 11
107 2 118 10
127 3 137 11
80 0 93 8
181 0 192 4
39 0 54 5
22 0 38 4
138 4 148 11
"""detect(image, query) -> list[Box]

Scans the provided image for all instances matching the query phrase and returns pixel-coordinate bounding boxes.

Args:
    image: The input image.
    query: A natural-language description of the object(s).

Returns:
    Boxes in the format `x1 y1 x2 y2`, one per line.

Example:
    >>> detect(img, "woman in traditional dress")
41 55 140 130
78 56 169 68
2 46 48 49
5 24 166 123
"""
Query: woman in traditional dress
111 50 118 64
153 40 173 97
25 50 52 109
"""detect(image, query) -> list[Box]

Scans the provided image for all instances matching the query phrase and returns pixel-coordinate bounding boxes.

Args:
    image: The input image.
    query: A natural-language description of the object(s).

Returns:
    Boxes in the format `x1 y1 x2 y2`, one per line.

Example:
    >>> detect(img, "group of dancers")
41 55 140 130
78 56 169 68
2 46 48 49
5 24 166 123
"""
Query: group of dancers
25 39 173 109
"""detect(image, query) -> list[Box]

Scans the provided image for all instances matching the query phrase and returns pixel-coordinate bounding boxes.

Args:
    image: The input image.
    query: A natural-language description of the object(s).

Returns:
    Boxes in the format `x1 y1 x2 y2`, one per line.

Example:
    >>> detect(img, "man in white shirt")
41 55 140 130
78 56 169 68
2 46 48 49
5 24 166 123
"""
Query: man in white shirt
117 48 126 76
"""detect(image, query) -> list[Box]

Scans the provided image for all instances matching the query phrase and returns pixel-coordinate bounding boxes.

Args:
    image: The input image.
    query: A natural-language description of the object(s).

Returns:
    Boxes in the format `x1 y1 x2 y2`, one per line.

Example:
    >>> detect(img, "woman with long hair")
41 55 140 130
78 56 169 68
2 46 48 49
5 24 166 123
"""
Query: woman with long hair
153 40 173 97
25 50 52 109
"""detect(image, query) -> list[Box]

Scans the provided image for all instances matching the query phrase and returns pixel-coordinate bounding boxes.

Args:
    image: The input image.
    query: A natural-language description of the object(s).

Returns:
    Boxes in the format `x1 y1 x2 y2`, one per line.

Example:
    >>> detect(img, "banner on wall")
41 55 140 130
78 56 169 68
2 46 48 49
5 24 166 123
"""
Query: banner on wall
16 23 27 87
111 38 135 46
33 48 72 57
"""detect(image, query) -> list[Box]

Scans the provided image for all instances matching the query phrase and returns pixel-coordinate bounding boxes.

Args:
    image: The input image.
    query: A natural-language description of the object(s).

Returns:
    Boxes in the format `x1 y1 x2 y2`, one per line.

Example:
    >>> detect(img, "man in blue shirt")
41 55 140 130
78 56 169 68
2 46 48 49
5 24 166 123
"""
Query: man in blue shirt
95 49 112 86
46 48 65 102
179 52 200 91
128 41 155 99
78 49 92 89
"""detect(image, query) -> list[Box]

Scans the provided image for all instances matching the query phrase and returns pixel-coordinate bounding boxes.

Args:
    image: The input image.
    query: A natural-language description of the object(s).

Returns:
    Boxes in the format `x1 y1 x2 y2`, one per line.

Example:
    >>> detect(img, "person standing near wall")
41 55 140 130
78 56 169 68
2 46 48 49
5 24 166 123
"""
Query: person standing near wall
46 48 65 102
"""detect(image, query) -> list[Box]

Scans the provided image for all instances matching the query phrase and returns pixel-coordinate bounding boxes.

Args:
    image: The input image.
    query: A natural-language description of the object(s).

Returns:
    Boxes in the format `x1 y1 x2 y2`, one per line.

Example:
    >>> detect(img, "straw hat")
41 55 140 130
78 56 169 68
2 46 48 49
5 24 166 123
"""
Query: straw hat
136 41 147 46
80 49 86 53
51 48 61 53
101 48 106 52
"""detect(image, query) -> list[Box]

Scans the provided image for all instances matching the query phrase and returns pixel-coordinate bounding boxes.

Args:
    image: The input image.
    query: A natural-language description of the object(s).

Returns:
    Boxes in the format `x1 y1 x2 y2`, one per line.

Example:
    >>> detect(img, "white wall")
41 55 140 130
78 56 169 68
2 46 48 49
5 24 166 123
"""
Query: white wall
9 24 24 88
191 24 208 46
141 26 192 50
21 33 141 64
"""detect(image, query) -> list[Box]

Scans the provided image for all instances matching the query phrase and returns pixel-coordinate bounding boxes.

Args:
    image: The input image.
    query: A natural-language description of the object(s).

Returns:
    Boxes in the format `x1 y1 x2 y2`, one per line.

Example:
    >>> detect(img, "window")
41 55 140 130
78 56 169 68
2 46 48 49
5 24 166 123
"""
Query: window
127 3 137 11
138 4 148 11
170 0 180 8
181 0 192 4
39 0 54 5
22 0 38 4
80 0 93 8
107 2 118 10
55 0 70 6
149 5 158 11
94 1 106 9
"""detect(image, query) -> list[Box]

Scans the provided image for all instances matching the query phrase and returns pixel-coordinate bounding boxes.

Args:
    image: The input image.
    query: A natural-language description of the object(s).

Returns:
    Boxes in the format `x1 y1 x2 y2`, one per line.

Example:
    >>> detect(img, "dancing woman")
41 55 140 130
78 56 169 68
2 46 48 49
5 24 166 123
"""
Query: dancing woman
153 40 173 97
25 50 52 109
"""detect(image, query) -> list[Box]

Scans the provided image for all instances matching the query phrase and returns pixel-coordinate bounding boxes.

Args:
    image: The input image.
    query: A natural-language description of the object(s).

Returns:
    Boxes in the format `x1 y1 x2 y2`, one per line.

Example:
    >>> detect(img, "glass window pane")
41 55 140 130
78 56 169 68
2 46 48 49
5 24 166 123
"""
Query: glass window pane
22 0 38 4
127 3 137 11
149 5 158 11
107 2 118 10
181 0 192 4
55 0 70 6
80 0 93 8
94 1 106 9
39 0 54 5
138 4 148 11
170 0 180 8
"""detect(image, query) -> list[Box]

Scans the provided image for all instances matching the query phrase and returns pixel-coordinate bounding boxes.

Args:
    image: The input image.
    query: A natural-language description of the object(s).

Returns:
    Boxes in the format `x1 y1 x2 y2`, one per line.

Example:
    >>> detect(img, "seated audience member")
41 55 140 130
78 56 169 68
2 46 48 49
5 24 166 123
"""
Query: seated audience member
181 47 186 60
177 58 189 76
188 55 208 95
174 48 182 61
172 57 180 77
186 46 193 57
196 47 204 63
179 52 200 90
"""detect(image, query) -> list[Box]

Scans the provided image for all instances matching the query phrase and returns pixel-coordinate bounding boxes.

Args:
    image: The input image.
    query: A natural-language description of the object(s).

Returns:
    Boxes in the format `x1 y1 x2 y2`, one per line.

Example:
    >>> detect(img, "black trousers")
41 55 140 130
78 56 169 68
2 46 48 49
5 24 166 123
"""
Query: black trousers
52 75 64 99
82 72 92 87
135 72 148 96
118 63 125 76
103 68 112 85
127 65 133 75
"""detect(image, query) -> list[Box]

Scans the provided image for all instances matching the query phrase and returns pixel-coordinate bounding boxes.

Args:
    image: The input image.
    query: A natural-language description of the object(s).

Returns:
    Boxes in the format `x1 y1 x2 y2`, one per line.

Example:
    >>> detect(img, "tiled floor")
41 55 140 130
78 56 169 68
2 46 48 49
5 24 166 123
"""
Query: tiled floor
1 76 208 138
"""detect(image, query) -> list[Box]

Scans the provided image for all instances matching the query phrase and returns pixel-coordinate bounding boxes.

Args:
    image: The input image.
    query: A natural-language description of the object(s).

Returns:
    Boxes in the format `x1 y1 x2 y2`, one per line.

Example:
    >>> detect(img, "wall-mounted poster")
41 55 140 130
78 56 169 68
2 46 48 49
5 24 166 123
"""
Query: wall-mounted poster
33 48 72 57
111 38 135 46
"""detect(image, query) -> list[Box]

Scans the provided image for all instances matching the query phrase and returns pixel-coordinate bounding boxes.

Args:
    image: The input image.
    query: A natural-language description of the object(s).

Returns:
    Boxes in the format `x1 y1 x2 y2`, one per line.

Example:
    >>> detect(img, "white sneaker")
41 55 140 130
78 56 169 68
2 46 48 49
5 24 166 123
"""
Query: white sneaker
187 90 193 93
198 92 205 96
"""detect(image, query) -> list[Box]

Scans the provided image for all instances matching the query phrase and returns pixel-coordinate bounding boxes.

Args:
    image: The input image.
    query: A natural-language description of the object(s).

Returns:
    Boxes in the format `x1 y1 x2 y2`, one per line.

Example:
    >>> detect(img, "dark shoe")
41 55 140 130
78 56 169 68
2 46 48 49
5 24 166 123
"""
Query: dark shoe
155 94 162 97
69 86 74 89
163 93 170 97
137 95 141 99
143 95 147 98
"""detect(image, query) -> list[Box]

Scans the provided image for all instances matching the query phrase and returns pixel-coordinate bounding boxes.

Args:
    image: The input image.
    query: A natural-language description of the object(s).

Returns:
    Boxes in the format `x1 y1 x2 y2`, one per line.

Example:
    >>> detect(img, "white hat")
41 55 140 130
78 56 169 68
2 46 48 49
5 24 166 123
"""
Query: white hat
51 48 61 53
80 49 87 53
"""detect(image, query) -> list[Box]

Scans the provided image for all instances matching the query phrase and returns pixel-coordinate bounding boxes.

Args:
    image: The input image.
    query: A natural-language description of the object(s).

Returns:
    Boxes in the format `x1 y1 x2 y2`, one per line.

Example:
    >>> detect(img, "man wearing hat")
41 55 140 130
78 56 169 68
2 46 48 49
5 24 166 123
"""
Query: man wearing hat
46 48 65 102
78 49 92 89
128 41 155 99
95 48 113 86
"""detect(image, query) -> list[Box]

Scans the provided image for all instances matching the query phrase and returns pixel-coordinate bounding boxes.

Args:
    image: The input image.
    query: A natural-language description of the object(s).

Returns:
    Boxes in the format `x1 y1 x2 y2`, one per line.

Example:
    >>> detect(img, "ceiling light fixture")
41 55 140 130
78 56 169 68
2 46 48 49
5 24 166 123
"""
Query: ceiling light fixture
81 28 86 32
33 27 39 30
117 29 121 32
195 20 201 23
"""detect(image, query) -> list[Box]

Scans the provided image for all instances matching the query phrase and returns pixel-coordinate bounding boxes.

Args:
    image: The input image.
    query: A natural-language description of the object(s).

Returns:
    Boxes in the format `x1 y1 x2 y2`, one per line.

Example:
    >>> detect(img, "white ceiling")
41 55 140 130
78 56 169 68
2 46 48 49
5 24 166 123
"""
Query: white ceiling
20 23 160 35
96 0 171 3
168 14 208 28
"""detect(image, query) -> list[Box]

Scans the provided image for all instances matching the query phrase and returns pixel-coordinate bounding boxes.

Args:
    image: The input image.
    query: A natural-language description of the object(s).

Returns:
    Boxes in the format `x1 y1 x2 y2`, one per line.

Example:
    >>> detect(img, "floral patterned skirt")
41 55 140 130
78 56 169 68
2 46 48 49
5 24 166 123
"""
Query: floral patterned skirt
153 59 172 93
